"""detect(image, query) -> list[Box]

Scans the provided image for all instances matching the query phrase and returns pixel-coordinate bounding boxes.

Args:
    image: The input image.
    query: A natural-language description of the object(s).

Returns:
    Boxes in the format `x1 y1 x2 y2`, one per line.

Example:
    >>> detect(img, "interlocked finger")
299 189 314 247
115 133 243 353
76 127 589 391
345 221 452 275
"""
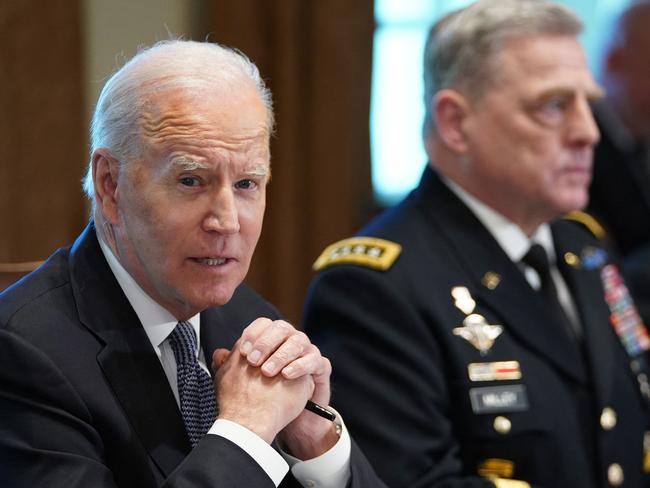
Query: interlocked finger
240 319 299 367
280 344 330 379
260 332 310 376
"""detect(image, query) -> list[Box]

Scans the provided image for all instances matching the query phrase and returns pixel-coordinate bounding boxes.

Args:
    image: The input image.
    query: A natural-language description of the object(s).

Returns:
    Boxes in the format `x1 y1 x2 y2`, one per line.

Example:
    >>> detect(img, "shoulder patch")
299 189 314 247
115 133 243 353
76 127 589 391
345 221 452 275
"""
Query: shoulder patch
312 237 402 272
562 211 606 239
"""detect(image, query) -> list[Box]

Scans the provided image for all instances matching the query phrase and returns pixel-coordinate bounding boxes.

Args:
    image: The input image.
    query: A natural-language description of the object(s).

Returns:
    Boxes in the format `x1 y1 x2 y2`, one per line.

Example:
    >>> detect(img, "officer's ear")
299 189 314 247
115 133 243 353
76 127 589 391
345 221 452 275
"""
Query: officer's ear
604 45 624 77
434 89 471 154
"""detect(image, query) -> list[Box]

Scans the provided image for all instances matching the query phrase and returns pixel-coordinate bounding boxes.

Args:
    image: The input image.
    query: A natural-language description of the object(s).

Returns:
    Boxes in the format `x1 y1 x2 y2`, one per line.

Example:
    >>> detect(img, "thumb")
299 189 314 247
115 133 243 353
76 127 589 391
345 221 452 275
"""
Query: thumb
212 348 231 370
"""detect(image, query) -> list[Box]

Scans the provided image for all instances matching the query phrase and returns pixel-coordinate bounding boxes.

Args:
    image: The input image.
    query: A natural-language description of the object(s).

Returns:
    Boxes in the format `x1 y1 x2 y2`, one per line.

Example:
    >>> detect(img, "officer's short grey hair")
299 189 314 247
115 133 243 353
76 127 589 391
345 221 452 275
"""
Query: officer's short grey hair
422 0 583 136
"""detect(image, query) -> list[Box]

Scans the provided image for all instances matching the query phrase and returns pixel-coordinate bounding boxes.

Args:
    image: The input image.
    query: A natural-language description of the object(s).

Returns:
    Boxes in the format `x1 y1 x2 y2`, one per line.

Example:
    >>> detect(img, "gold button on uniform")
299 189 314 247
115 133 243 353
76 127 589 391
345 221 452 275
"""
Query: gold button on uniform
608 463 624 486
564 252 580 267
493 416 511 434
600 407 617 431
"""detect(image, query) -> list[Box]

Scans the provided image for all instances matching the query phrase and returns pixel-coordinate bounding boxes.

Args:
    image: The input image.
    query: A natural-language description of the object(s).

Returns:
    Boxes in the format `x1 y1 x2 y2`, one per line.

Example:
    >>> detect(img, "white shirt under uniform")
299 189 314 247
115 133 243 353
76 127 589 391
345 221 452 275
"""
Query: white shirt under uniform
99 239 351 488
443 177 582 336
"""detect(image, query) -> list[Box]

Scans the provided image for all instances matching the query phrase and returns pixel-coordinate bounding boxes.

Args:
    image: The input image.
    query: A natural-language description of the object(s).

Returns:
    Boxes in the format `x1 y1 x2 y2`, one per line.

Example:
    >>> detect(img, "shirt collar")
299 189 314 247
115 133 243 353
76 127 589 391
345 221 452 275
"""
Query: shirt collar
98 237 201 351
442 176 556 264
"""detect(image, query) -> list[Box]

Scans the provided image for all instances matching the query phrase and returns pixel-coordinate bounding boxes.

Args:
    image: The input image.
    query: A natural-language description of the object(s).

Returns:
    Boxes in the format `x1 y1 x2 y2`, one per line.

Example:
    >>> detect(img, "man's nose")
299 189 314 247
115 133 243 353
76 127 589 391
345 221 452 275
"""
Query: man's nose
566 97 600 146
202 188 240 234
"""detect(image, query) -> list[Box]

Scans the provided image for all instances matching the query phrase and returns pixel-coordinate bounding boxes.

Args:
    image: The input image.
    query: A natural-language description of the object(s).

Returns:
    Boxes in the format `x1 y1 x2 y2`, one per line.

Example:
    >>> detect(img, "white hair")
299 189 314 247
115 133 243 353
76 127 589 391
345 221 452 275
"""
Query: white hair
82 40 274 206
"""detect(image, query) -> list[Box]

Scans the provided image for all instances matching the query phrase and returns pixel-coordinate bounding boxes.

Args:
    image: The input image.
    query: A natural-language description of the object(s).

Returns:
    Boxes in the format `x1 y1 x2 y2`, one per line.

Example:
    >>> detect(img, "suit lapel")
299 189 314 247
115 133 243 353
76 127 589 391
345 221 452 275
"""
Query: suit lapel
417 170 586 383
553 221 615 405
69 224 190 478
200 307 243 377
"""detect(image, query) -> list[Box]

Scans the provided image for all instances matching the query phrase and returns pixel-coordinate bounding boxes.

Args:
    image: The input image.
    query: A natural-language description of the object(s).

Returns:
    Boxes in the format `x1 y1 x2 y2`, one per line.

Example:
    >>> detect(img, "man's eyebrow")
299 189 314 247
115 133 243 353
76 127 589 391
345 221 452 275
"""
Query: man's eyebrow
536 85 605 102
588 85 606 102
535 87 575 100
245 165 270 177
171 158 209 171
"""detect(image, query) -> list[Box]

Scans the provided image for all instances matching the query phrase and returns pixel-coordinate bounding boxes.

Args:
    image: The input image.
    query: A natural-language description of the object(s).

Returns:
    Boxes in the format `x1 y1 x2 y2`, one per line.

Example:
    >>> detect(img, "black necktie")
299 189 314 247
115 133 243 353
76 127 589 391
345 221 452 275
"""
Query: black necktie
168 321 218 447
522 244 578 341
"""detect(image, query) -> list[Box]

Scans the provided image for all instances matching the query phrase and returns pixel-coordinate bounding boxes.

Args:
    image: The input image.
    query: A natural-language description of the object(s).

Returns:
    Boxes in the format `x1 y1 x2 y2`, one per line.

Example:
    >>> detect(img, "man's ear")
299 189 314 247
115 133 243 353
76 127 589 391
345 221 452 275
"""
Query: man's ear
92 149 121 224
605 46 624 77
434 89 471 154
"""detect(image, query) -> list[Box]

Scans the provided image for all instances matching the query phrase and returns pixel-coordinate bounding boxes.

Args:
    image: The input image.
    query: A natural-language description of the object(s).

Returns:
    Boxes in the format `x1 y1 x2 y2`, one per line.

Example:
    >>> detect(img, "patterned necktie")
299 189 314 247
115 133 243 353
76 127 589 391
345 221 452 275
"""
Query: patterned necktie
168 321 217 447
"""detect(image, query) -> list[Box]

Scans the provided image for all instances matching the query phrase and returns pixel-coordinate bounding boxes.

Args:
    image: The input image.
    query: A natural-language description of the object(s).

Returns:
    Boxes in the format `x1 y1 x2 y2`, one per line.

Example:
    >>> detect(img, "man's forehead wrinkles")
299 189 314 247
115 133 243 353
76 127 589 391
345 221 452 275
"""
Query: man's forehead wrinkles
143 127 269 152
141 109 270 140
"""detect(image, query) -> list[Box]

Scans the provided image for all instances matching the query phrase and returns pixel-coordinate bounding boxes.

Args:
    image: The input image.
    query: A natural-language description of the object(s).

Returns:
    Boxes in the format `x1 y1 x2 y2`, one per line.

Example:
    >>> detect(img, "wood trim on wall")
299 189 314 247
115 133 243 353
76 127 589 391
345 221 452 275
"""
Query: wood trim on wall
0 1 86 263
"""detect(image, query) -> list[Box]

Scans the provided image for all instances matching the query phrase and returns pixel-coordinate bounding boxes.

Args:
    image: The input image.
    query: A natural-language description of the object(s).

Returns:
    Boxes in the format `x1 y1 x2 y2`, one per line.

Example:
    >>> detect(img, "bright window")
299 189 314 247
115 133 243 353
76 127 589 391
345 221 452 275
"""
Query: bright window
371 0 632 206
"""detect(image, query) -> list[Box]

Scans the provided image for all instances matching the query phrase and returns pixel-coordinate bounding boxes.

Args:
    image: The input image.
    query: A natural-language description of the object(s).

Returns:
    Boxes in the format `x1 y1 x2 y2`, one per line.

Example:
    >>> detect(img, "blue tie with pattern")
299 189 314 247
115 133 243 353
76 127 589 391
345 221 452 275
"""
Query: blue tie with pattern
168 321 218 447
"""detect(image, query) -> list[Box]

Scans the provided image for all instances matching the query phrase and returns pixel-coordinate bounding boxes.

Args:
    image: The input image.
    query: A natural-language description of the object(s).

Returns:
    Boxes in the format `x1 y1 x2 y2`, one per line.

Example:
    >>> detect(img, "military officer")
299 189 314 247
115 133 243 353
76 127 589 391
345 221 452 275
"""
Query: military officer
303 1 650 487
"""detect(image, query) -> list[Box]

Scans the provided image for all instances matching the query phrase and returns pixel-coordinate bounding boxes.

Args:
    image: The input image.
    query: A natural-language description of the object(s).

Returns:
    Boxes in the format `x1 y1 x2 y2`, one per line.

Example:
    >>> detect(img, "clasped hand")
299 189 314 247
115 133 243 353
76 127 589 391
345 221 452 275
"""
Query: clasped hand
212 318 337 459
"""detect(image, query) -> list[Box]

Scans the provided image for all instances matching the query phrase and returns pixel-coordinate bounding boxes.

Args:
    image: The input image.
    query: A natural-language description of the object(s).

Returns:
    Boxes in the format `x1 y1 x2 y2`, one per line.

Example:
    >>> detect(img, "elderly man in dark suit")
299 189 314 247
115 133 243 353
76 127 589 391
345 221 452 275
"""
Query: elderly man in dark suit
0 40 385 488
304 1 650 487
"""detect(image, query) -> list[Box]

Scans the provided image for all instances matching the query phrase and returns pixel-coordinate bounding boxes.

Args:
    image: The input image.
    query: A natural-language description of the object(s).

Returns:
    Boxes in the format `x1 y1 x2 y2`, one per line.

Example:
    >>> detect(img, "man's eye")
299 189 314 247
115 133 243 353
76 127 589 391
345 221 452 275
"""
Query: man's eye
543 98 567 112
235 179 257 190
532 98 569 126
180 176 200 187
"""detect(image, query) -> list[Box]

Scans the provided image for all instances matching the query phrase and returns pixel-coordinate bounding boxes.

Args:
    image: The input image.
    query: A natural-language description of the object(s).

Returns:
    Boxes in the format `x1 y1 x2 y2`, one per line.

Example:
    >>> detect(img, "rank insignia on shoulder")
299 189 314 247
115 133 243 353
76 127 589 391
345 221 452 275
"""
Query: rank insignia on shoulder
563 210 606 239
312 237 401 272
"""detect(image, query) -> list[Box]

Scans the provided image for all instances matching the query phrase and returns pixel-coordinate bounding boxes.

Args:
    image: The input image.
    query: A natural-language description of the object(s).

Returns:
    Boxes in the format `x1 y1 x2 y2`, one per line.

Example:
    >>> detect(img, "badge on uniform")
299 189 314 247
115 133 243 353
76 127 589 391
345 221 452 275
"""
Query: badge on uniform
477 458 514 479
580 246 607 270
601 264 650 357
451 286 503 355
469 385 529 414
468 361 522 381
644 431 650 473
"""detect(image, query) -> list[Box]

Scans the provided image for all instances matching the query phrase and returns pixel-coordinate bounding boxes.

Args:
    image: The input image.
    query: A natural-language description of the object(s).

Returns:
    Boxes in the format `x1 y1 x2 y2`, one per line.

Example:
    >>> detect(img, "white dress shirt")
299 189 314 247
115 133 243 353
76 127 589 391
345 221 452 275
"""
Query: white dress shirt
443 177 582 335
98 238 351 487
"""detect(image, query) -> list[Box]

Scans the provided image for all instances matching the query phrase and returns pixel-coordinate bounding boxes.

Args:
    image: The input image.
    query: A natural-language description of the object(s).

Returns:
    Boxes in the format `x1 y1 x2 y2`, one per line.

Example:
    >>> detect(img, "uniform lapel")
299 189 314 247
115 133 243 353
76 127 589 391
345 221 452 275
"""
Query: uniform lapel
418 169 586 383
552 220 615 405
69 224 190 478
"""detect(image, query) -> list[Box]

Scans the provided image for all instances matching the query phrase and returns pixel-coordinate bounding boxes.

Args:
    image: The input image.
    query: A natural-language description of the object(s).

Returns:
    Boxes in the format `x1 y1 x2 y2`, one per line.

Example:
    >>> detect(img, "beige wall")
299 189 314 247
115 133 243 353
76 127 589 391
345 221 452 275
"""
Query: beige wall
0 1 210 265
83 0 210 135
0 1 85 263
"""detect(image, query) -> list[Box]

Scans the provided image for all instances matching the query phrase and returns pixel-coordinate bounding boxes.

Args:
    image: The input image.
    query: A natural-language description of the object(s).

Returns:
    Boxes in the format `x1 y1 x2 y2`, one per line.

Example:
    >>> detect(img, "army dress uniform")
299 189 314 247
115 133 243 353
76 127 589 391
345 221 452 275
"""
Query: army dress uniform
303 167 650 488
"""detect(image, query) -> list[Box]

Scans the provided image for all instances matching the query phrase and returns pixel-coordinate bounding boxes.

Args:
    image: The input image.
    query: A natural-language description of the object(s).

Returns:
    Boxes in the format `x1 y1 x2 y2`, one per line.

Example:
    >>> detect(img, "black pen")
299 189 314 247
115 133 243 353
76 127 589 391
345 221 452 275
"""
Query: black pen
305 400 337 422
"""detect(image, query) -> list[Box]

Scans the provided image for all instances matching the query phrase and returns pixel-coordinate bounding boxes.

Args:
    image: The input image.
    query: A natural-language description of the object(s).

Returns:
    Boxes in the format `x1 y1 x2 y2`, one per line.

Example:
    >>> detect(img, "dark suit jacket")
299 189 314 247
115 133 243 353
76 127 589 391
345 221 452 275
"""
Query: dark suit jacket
0 224 383 488
304 167 650 488
588 108 650 256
